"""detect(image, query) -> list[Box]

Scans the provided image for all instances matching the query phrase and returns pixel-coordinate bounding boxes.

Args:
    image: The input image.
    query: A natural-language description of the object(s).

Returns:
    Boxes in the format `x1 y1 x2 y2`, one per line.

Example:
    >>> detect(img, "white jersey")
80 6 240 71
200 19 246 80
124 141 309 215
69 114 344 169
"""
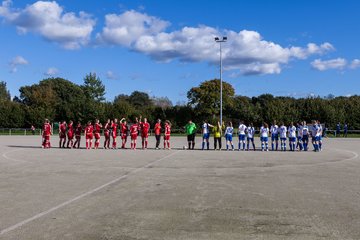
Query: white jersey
225 126 233 136
247 127 255 138
279 125 287 138
288 126 296 138
238 124 246 135
270 125 279 135
202 123 210 134
260 127 269 137
311 124 321 137
302 126 309 136
297 126 303 137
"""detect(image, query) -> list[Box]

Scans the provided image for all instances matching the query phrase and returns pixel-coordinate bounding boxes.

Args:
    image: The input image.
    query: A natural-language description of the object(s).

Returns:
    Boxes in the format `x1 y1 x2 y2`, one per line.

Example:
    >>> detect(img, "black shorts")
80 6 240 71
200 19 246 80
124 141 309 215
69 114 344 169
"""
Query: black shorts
187 133 195 142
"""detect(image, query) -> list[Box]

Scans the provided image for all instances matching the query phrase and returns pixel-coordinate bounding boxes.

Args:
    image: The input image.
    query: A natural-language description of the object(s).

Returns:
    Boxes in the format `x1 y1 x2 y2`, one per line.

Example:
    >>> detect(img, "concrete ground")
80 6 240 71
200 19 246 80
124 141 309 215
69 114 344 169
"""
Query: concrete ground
0 136 359 240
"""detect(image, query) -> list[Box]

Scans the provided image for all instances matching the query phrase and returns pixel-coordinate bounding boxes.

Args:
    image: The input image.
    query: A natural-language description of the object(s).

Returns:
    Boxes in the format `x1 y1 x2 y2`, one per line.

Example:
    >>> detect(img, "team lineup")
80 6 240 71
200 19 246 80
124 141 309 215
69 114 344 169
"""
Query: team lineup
41 117 324 152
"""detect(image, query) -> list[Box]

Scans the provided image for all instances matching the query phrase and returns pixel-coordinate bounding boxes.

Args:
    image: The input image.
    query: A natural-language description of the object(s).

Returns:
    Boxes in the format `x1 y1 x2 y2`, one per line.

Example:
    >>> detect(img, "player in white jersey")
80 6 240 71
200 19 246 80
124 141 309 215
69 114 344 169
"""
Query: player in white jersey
270 121 279 151
296 122 303 151
288 122 297 152
225 122 234 151
260 122 269 151
279 122 287 151
317 120 323 151
246 123 256 151
202 120 213 150
311 120 321 152
238 121 247 151
302 121 309 151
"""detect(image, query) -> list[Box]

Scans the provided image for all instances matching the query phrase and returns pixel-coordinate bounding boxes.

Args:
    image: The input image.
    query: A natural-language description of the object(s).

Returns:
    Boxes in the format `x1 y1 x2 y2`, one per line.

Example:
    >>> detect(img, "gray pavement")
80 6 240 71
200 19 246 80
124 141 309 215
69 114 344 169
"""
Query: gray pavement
0 136 359 239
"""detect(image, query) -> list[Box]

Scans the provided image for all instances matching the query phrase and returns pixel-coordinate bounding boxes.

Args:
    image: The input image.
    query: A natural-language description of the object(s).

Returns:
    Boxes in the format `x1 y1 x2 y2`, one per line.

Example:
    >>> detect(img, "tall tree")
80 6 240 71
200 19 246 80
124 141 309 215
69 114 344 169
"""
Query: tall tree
0 81 11 101
82 73 106 102
128 91 152 108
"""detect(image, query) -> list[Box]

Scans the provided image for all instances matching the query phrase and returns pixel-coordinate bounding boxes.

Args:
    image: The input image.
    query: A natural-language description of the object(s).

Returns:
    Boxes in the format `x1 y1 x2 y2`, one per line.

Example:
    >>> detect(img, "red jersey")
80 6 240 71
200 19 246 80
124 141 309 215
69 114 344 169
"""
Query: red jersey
75 125 82 136
140 122 150 134
121 123 128 135
60 123 67 133
111 123 118 136
67 123 73 134
154 123 161 135
85 125 93 133
43 123 52 136
104 123 110 132
165 124 171 136
130 124 139 136
95 123 101 133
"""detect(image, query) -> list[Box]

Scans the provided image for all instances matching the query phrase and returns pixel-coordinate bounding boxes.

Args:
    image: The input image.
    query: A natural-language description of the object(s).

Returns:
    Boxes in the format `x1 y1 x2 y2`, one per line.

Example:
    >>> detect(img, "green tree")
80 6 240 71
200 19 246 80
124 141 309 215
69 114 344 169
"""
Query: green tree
187 79 235 119
128 91 152 108
82 73 106 102
0 81 11 101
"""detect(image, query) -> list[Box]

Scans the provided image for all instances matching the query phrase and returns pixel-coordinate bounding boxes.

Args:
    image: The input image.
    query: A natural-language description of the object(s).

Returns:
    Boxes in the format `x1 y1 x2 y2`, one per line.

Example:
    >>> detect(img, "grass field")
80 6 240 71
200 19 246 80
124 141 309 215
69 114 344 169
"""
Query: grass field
1 136 360 239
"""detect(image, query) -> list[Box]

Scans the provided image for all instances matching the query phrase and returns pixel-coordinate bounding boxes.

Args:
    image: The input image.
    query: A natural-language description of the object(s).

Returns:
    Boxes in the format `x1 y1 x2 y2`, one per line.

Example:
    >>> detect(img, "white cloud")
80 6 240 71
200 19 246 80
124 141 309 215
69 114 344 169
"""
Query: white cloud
44 67 59 76
311 58 347 71
97 10 334 75
0 0 96 49
9 55 28 73
105 70 118 80
350 59 360 69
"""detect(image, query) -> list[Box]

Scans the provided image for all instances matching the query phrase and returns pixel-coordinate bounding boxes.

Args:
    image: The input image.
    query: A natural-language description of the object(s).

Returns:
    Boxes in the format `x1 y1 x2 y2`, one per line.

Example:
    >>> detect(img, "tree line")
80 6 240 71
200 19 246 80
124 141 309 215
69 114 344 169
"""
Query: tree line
0 76 359 130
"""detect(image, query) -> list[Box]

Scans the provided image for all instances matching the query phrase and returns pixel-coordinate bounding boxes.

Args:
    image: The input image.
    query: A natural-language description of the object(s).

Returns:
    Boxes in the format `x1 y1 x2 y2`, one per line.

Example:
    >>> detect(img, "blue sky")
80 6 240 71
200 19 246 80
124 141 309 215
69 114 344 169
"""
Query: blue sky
1 0 360 104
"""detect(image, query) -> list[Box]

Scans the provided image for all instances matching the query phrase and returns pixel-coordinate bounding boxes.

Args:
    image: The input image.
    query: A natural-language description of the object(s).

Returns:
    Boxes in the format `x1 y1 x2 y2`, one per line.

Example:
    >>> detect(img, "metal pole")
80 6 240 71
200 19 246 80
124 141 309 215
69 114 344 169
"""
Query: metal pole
219 41 223 125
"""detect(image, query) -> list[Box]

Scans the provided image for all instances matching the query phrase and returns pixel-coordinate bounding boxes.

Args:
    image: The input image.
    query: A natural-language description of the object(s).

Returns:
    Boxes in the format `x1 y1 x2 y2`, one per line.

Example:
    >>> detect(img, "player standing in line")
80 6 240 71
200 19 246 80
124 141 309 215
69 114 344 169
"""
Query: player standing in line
130 118 139 150
164 120 171 150
260 123 269 151
185 120 197 150
201 120 213 150
66 120 74 148
213 121 225 150
270 120 279 151
94 119 102 149
73 122 82 149
317 120 323 151
302 121 309 151
238 121 247 151
225 122 234 151
246 123 256 151
311 120 320 152
296 122 303 151
120 118 128 149
103 119 111 149
111 118 118 149
84 121 94 149
288 122 297 152
279 122 287 151
154 119 162 149
42 119 52 148
59 121 67 148
139 117 150 149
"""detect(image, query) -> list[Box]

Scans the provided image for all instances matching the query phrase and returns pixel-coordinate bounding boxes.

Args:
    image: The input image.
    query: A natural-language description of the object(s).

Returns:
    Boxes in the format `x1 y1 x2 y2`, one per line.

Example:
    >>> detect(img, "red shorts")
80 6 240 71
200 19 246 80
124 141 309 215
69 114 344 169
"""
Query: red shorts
141 132 149 138
164 135 170 141
121 133 127 140
104 131 110 139
95 132 101 140
67 132 74 139
131 134 138 140
86 133 93 140
112 132 117 138
43 135 50 141
59 132 66 138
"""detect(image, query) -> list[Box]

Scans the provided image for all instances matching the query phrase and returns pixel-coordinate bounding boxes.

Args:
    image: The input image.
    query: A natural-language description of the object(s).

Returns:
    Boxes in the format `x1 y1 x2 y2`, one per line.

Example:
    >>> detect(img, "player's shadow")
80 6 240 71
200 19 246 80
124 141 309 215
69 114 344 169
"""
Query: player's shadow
7 145 43 149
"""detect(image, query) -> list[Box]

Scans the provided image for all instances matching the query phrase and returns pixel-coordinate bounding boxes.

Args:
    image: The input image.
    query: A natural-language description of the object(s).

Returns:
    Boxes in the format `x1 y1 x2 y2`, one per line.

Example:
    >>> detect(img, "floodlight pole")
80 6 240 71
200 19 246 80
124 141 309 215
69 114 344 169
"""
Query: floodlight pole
215 36 227 125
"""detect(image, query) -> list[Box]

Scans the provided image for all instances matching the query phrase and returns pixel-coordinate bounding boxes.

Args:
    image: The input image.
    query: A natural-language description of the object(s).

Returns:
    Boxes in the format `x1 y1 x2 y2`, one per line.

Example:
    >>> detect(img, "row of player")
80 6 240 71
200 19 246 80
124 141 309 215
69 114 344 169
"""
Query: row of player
41 118 323 152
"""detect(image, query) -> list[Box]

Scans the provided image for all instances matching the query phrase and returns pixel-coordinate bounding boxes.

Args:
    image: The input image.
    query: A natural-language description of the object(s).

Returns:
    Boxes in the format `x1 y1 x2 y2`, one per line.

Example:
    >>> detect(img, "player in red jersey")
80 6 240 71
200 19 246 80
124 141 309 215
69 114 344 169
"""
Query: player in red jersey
42 119 52 148
139 116 150 149
130 118 139 150
94 119 102 149
120 118 128 149
154 119 162 149
111 118 118 149
73 122 82 149
164 120 171 150
66 120 74 148
103 119 111 149
85 121 94 149
59 121 67 148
